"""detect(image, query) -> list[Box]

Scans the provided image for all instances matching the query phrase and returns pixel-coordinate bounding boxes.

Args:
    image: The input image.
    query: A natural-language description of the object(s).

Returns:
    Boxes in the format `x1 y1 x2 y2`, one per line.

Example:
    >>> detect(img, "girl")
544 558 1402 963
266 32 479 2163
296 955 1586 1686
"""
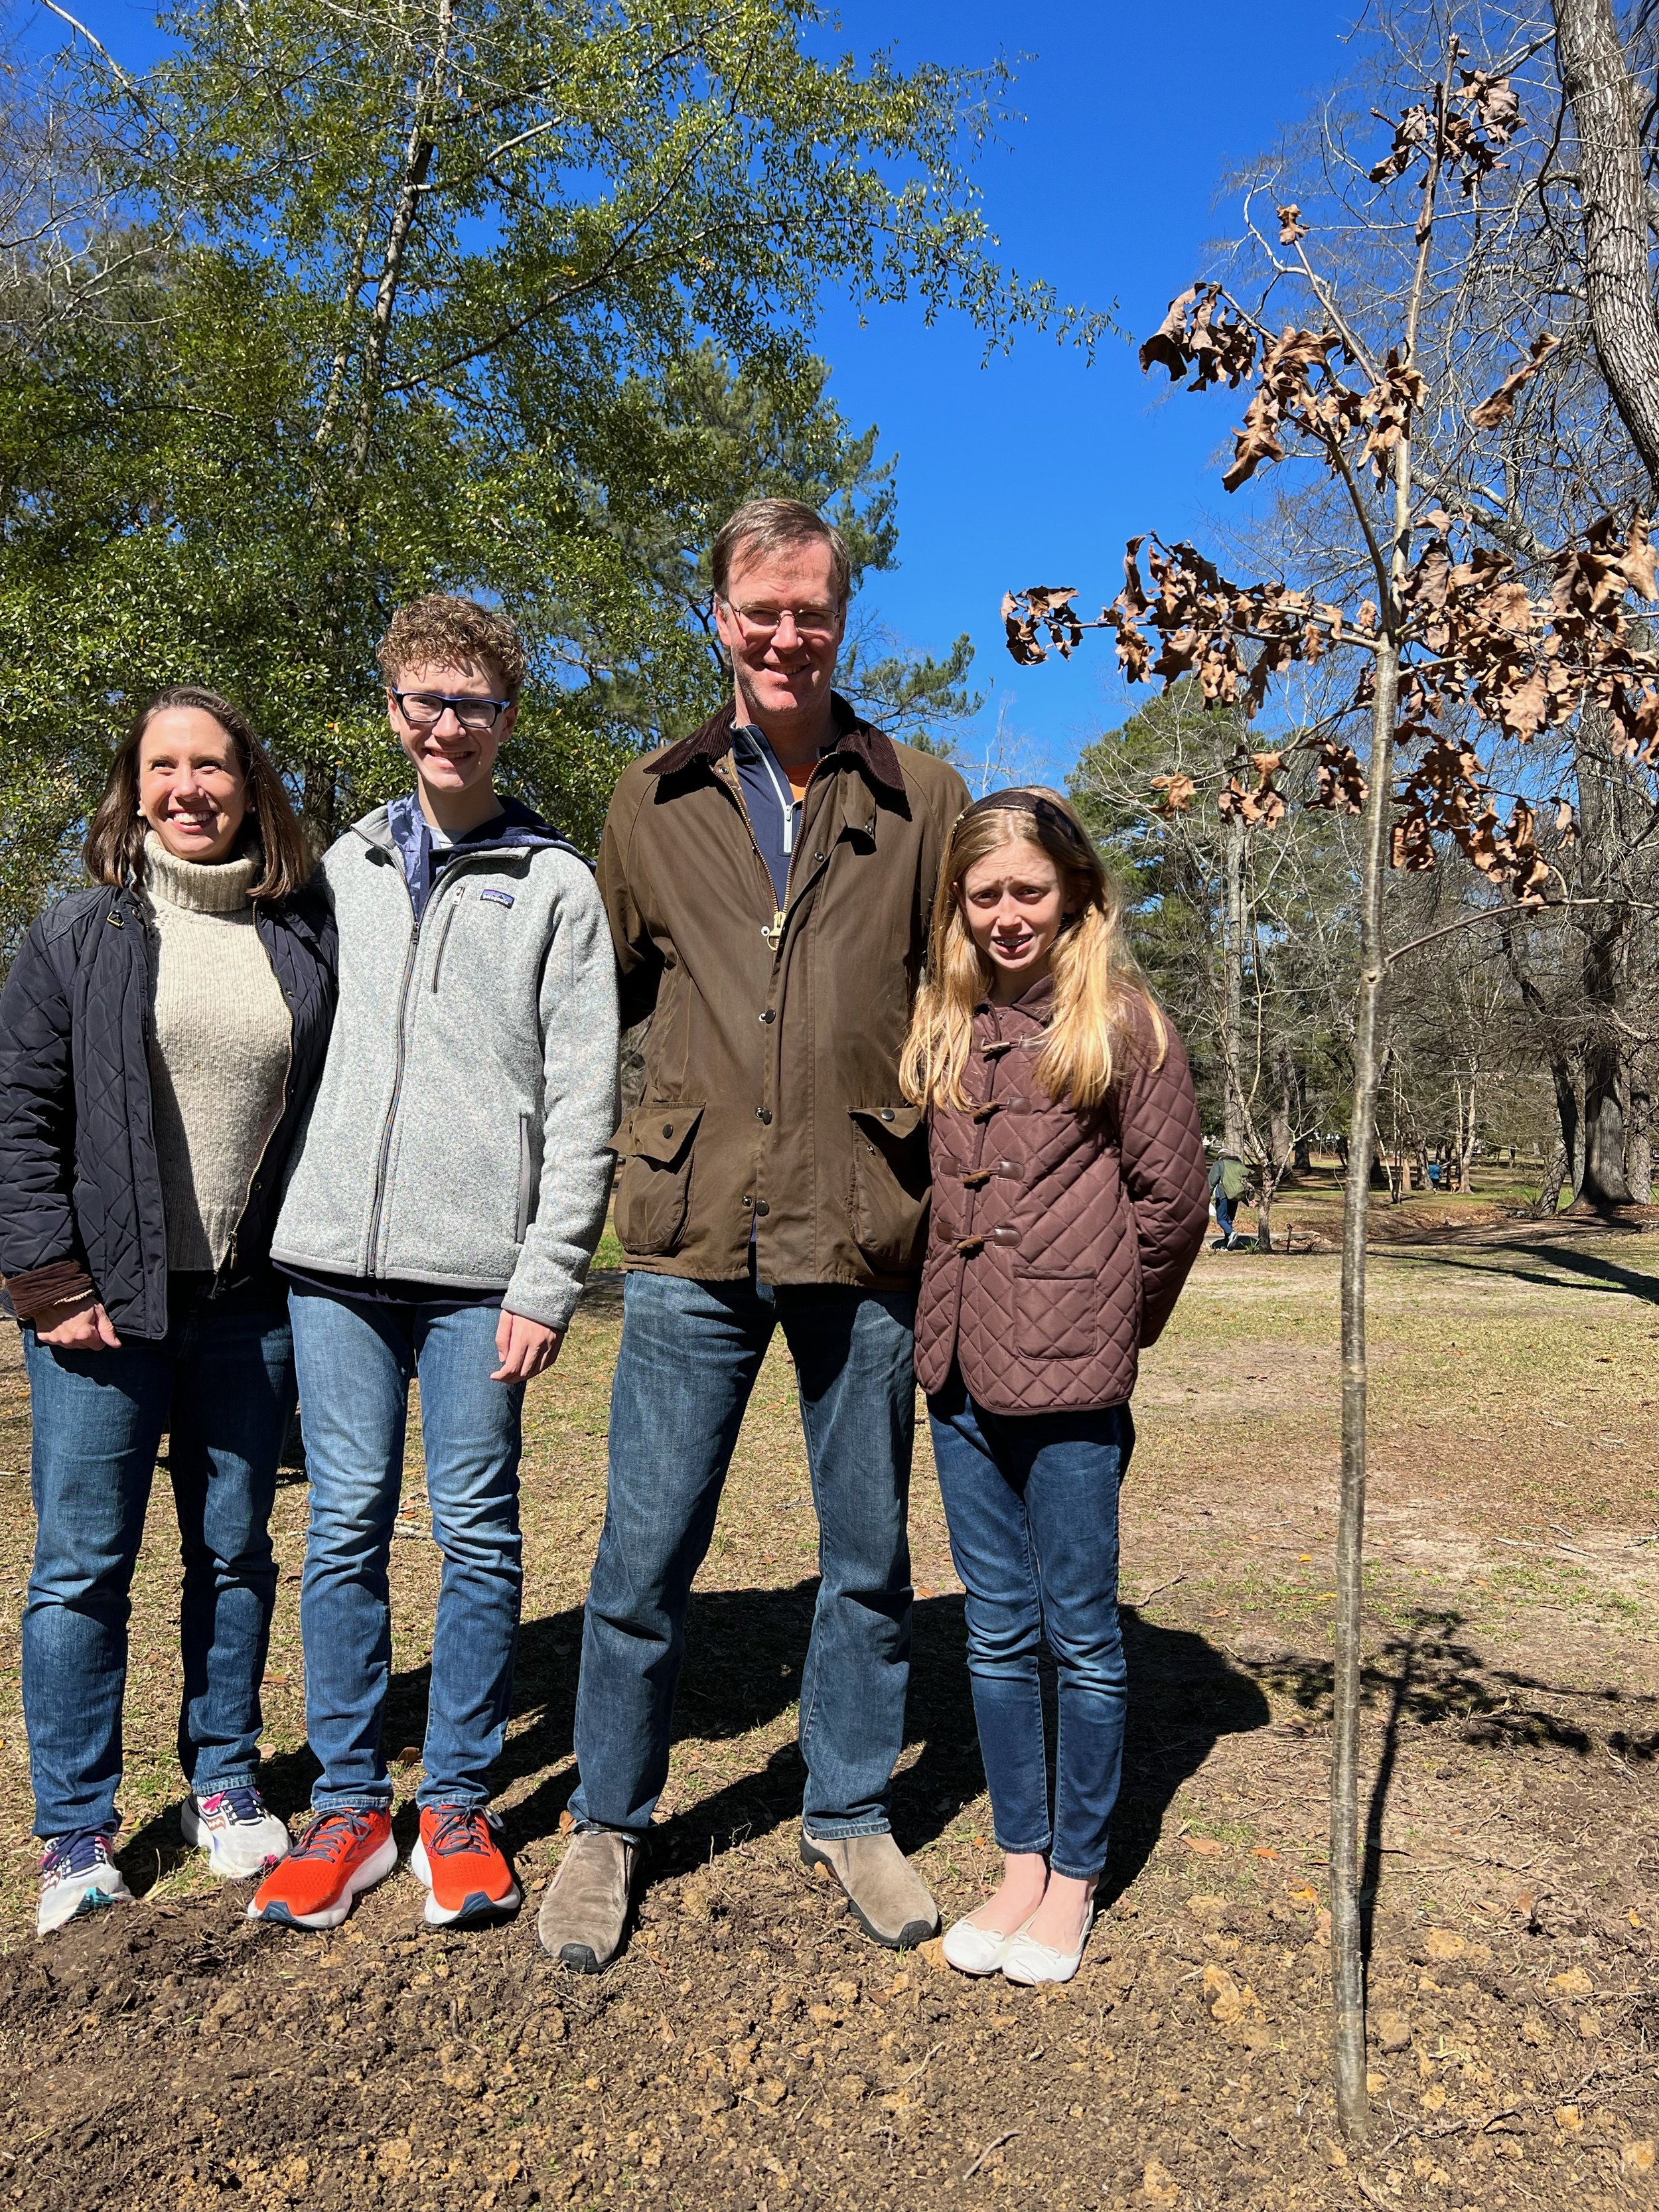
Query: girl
0 688 335 1934
900 788 1208 1984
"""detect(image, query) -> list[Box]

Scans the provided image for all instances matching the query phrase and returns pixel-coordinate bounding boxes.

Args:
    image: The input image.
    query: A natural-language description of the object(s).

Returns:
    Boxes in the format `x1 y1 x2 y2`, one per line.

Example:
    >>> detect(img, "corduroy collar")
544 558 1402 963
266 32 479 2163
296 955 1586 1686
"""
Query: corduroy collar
645 692 908 804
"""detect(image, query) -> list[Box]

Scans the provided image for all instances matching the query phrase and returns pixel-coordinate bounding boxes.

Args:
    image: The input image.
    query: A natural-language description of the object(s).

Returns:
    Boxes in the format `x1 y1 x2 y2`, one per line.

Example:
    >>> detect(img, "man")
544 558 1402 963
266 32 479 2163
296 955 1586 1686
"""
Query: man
539 498 971 1973
250 595 618 1931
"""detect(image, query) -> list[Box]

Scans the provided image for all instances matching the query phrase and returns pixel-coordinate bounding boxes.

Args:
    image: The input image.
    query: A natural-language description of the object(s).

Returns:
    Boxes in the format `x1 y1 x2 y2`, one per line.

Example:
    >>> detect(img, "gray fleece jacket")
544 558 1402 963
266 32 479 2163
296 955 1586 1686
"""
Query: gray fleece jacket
272 800 619 1329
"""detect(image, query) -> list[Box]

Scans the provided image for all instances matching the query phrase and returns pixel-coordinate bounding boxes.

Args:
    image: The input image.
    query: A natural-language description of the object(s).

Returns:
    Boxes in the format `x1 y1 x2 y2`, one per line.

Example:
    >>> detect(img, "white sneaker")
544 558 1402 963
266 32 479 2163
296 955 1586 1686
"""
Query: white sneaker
1002 1905 1095 1986
182 1786 291 1878
38 1831 133 1937
942 1912 1037 1976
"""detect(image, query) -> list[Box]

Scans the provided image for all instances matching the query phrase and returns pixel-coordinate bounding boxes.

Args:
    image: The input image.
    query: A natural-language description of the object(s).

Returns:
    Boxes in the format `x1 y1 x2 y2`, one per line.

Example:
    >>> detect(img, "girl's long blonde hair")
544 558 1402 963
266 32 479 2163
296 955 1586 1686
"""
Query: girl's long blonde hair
900 787 1165 1113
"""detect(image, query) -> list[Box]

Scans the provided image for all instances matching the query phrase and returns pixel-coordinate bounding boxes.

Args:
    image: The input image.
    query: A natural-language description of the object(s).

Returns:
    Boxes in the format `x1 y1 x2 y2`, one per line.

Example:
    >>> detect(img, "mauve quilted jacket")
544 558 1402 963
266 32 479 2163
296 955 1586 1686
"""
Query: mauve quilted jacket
914 976 1210 1415
0 881 334 1339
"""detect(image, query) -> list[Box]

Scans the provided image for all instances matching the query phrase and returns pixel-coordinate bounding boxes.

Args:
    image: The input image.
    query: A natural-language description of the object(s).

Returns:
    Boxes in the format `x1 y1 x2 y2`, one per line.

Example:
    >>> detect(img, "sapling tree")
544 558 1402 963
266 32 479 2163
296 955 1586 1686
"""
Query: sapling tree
1003 48 1659 2140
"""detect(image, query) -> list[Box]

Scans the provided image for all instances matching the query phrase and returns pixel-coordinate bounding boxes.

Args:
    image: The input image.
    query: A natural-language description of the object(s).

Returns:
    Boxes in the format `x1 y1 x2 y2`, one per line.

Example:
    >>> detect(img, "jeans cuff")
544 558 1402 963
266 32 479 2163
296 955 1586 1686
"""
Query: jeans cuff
802 1818 891 1842
994 1830 1052 1858
311 1794 393 1814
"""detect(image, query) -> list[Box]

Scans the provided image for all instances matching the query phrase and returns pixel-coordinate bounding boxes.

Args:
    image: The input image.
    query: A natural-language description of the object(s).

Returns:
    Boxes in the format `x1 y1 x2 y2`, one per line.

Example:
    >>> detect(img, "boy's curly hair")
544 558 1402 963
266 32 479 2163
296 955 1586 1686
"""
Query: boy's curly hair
378 595 528 700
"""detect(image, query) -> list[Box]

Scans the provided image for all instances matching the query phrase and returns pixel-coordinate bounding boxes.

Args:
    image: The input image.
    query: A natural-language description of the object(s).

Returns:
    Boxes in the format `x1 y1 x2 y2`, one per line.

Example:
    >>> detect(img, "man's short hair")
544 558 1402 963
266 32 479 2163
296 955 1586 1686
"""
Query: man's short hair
710 498 851 610
378 595 528 700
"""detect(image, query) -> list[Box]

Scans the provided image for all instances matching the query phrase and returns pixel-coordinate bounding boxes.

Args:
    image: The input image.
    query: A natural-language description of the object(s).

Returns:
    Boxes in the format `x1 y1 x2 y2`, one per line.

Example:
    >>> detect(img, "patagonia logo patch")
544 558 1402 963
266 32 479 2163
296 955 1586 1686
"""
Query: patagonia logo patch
480 889 515 907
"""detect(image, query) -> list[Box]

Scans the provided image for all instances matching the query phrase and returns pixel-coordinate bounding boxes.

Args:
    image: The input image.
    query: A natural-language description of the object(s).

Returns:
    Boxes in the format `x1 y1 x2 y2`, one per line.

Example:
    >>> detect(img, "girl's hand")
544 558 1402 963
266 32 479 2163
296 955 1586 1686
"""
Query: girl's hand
34 1298 121 1351
492 1309 563 1383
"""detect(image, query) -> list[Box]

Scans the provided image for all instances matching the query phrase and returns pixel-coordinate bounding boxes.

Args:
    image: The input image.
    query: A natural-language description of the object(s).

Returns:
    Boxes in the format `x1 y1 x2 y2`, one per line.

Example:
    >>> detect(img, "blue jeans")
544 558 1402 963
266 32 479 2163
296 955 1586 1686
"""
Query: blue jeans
288 1289 524 1812
571 1270 916 1839
22 1280 293 1840
928 1375 1133 1881
1213 1189 1236 1242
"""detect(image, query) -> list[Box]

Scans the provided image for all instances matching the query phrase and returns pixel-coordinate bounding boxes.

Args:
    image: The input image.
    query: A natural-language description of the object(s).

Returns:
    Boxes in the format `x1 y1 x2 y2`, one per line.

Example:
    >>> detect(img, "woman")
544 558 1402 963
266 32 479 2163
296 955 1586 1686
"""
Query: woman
0 688 335 1935
900 788 1209 1985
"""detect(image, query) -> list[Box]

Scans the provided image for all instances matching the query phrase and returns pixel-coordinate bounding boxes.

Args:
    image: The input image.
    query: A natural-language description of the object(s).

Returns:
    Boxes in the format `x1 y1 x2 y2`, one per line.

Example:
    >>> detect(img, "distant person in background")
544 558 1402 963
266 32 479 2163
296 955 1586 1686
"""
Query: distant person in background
0 690 335 1936
902 788 1208 1986
1207 1147 1251 1250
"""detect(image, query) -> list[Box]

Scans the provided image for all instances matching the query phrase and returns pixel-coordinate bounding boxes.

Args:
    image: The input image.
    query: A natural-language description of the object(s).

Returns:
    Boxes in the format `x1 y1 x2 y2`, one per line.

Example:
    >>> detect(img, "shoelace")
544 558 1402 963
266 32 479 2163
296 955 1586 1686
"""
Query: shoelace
42 1830 115 1881
287 1809 380 1865
425 1808 496 1859
206 1784 269 1828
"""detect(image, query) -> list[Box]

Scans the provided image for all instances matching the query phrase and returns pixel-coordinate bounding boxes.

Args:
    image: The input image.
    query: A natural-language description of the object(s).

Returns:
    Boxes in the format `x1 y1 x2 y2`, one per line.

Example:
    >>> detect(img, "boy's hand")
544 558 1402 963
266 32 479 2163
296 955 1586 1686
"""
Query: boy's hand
493 1309 564 1382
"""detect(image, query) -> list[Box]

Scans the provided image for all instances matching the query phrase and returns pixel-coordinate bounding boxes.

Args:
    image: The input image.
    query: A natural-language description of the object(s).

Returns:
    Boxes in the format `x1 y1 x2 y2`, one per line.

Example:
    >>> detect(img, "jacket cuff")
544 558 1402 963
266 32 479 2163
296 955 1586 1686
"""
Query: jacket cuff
5 1259 96 1320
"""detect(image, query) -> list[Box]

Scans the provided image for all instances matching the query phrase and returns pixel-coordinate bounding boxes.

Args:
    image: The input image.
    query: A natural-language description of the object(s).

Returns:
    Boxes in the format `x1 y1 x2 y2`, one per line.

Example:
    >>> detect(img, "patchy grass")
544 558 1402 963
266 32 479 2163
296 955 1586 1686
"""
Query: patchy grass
1 1229 1658 2210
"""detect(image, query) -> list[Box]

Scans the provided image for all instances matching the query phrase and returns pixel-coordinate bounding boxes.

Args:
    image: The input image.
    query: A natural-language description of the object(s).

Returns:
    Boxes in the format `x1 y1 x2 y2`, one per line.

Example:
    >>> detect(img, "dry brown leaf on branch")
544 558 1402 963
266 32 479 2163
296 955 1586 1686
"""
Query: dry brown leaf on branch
1001 586 1083 666
1392 811 1436 870
1457 68 1521 146
1137 281 1257 390
1468 333 1560 430
1311 741 1367 814
1150 773 1197 816
1362 350 1427 477
1277 202 1306 244
1553 796 1577 843
1368 102 1433 183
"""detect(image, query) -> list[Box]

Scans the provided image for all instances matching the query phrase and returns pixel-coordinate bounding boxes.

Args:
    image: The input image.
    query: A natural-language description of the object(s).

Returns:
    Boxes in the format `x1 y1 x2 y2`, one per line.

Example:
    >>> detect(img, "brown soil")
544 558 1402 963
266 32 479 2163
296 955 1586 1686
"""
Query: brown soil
1 1240 1657 2211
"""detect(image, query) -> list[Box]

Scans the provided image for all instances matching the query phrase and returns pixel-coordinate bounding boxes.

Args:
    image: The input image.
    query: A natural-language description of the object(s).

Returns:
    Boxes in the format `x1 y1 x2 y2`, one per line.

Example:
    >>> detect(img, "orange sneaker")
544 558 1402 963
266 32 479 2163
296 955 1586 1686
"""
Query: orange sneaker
247 1808 396 1930
410 1805 521 1928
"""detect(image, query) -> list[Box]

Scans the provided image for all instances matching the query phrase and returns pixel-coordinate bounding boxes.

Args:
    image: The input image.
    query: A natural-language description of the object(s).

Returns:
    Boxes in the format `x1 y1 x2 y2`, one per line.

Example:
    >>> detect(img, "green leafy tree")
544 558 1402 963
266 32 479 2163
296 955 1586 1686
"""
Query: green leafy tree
2 0 1085 946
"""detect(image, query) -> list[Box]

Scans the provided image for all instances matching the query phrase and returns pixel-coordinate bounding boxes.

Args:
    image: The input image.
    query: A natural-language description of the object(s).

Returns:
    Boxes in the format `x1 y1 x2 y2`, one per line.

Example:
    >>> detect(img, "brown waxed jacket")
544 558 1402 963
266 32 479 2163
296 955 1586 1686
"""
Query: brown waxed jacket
914 976 1210 1414
597 695 972 1287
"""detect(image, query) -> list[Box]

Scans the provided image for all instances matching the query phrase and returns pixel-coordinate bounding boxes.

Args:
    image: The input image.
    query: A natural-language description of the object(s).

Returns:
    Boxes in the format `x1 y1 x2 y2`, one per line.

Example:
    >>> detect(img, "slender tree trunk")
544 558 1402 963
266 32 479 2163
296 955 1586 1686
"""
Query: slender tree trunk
1627 1053 1654 1201
1553 0 1659 494
1222 810 1248 1154
1458 1074 1477 1194
1536 1138 1569 1218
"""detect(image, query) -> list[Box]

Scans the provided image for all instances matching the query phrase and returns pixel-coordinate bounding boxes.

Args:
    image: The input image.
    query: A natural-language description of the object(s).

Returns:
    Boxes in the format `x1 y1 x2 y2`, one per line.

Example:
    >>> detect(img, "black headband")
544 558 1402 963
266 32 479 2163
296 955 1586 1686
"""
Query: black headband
960 788 1089 846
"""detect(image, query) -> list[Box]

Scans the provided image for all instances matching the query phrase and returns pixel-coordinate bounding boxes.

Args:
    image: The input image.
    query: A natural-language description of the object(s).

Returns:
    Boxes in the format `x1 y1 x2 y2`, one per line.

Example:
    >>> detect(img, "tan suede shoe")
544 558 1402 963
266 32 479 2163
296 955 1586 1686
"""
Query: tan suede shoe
537 1828 640 1974
799 1830 940 1949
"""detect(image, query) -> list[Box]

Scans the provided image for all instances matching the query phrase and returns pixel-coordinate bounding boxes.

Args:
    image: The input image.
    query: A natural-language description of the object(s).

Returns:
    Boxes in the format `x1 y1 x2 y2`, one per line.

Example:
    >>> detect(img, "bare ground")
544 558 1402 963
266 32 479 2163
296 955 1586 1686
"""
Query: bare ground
0 1220 1656 2211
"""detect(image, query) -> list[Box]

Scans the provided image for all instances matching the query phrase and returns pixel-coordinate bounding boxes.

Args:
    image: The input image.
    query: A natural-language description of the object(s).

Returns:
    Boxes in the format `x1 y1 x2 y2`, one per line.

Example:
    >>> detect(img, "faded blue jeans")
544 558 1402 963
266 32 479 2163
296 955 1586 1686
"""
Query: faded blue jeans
571 1270 916 1839
288 1288 524 1813
23 1278 294 1840
928 1373 1133 1881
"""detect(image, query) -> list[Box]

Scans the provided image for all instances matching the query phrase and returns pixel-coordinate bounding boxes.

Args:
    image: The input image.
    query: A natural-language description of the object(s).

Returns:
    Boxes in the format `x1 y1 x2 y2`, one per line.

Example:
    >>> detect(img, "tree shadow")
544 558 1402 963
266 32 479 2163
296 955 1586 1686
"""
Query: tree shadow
1432 1242 1659 1305
118 1584 1277 1903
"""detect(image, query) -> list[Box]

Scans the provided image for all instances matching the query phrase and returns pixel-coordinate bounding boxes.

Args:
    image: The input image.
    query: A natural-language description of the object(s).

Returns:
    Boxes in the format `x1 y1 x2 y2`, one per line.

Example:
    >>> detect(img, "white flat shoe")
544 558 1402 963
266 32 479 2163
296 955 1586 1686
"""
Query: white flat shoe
942 1911 1036 1976
1001 1905 1094 1986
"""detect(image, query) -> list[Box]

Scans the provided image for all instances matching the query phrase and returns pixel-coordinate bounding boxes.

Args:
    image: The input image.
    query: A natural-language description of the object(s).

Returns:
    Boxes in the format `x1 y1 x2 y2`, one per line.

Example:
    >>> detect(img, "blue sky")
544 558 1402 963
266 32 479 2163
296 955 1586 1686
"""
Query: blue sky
26 0 1367 785
818 1 1369 786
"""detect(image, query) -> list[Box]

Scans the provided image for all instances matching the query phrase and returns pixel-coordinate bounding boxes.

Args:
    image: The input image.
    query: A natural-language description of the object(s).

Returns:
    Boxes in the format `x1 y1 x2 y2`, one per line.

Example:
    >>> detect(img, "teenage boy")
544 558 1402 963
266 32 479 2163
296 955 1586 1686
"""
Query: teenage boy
250 596 618 1931
539 499 970 1973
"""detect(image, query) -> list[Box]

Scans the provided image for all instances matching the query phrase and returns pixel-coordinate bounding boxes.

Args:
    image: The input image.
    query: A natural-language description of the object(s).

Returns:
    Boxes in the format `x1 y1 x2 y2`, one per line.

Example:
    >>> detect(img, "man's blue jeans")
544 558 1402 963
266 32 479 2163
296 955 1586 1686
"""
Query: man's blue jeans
571 1270 917 1839
928 1374 1133 1881
287 1289 525 1813
22 1280 293 1840
1213 1189 1236 1243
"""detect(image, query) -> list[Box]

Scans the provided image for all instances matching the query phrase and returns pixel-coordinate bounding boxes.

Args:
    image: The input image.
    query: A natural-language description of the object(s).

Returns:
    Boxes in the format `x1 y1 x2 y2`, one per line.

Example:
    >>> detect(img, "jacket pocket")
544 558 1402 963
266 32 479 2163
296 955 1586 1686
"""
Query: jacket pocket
847 1105 930 1274
611 1103 705 1258
514 1112 538 1244
1013 1272 1100 1361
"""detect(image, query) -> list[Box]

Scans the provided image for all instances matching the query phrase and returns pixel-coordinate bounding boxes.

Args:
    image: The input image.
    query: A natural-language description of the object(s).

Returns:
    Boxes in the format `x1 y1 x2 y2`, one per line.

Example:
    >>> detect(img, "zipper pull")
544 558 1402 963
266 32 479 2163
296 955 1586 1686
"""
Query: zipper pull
762 909 785 948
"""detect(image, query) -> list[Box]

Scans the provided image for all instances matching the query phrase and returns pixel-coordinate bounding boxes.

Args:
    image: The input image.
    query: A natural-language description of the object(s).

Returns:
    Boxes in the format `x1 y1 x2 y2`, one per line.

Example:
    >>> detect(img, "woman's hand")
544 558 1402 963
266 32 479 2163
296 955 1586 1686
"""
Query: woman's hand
492 1309 563 1383
33 1297 121 1350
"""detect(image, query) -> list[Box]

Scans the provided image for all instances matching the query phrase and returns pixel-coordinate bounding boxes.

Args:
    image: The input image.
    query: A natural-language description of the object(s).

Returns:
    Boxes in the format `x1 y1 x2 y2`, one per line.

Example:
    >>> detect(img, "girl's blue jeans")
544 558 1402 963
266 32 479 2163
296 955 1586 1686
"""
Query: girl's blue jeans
927 1372 1133 1881
23 1279 293 1840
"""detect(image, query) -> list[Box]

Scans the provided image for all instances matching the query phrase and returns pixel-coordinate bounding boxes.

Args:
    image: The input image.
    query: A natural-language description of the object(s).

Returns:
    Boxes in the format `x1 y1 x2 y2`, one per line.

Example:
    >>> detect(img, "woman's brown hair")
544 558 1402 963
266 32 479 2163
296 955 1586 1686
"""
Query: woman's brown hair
900 786 1165 1114
83 686 313 901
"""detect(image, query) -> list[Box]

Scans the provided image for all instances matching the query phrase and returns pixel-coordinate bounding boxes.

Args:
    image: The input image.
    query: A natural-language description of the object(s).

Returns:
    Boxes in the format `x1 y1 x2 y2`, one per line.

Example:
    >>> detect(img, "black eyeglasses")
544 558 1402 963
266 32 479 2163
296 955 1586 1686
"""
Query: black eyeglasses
391 690 512 732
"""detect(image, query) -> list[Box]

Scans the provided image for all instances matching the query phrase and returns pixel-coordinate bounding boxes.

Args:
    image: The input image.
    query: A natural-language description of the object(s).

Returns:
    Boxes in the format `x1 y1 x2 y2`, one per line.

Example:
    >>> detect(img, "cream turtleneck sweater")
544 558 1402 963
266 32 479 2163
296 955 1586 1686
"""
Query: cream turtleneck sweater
142 832 292 1272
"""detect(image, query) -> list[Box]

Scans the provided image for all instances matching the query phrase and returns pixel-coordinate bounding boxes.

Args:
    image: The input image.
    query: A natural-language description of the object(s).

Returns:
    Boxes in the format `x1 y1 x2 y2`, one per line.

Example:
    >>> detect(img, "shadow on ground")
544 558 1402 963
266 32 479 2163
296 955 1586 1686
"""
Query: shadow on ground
118 1585 1276 1906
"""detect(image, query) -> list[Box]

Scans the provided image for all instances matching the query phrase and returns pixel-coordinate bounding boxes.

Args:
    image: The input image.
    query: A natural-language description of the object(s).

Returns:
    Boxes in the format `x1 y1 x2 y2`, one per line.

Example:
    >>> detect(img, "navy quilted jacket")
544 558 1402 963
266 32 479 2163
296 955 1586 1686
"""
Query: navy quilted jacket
914 976 1210 1416
0 880 336 1339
